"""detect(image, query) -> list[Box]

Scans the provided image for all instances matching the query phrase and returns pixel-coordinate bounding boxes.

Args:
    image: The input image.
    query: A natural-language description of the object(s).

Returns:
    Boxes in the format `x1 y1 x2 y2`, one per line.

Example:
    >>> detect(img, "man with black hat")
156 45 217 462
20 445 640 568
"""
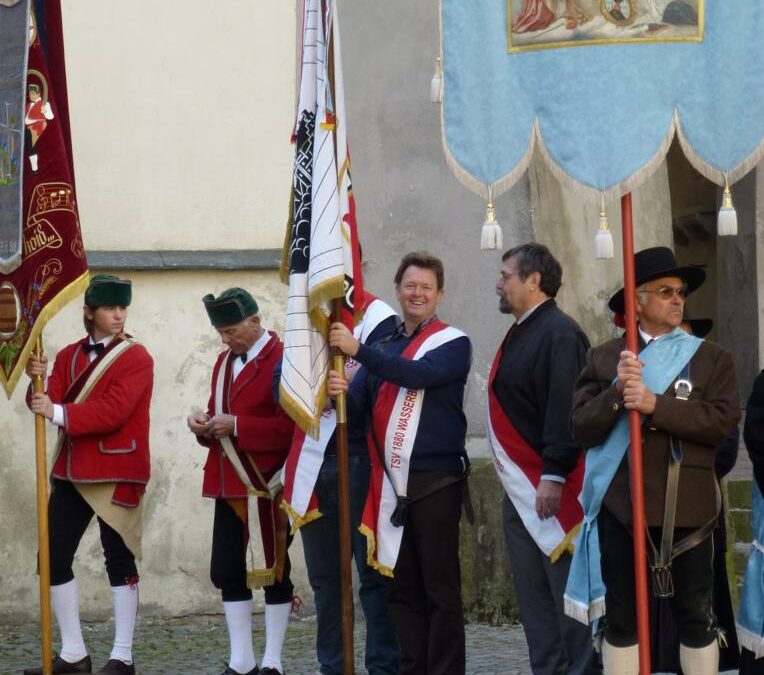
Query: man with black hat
566 247 740 674
188 288 294 675
24 274 154 675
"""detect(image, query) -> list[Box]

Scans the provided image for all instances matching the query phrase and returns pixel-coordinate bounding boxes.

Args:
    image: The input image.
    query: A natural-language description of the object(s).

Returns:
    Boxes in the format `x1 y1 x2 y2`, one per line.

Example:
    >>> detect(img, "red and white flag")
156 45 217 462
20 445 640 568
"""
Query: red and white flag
281 293 397 529
279 0 363 437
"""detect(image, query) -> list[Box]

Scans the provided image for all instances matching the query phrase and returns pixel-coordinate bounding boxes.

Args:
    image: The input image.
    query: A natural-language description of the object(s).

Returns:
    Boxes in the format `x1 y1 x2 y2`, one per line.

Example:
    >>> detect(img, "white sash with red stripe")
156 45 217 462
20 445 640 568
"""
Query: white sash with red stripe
487 337 584 560
281 296 397 529
362 321 466 576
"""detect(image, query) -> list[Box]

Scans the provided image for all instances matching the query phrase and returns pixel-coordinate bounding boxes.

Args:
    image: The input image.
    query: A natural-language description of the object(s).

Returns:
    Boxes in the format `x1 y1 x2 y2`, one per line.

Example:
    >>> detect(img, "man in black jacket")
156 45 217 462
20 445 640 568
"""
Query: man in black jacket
488 243 596 675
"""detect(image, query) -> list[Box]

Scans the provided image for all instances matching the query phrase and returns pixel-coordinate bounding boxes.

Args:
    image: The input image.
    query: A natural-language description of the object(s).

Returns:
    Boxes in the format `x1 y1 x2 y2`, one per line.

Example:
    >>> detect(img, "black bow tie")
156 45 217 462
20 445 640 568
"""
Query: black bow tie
232 352 247 363
82 342 105 355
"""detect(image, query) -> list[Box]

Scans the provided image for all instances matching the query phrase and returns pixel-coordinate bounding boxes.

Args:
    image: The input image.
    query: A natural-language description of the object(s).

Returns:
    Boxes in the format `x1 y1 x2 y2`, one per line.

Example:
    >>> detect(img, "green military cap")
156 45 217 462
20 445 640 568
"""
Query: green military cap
203 287 259 328
84 274 132 308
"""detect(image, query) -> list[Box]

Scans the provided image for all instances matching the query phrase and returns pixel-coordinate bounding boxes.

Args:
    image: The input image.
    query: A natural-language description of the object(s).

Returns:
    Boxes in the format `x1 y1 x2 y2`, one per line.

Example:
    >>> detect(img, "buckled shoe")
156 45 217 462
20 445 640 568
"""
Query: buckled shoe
219 666 259 675
23 653 92 675
94 659 135 675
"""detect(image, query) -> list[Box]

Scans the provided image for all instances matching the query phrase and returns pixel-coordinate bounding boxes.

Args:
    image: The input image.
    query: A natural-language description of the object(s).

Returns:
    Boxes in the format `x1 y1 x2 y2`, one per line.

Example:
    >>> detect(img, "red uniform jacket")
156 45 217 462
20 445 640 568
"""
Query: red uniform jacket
32 335 154 506
200 331 294 499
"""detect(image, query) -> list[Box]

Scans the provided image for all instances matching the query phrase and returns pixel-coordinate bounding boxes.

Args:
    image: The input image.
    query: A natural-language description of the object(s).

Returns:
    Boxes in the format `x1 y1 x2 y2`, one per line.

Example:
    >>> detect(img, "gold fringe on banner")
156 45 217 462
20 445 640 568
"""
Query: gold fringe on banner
0 270 89 398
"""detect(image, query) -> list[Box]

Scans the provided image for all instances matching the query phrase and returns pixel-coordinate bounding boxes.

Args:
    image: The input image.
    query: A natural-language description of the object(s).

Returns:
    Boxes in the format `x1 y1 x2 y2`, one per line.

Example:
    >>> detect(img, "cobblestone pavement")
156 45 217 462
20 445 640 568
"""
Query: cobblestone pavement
1 615 532 675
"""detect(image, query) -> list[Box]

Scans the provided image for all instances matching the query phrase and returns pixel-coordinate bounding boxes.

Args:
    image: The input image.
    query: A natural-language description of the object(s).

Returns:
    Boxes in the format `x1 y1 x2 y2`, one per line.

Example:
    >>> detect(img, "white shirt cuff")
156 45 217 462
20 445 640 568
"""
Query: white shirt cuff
51 404 65 427
540 474 565 484
233 416 238 437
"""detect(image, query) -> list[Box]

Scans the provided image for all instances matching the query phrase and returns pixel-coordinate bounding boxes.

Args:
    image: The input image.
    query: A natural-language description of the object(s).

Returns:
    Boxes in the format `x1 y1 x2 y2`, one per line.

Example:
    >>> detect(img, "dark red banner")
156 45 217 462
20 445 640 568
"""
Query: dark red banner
0 0 88 396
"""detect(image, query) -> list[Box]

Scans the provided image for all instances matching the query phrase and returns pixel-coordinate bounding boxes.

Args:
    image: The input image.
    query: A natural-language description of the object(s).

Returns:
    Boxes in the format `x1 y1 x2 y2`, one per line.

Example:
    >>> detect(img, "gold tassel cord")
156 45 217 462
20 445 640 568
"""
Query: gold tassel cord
430 55 443 103
594 193 614 259
480 186 503 250
717 175 737 237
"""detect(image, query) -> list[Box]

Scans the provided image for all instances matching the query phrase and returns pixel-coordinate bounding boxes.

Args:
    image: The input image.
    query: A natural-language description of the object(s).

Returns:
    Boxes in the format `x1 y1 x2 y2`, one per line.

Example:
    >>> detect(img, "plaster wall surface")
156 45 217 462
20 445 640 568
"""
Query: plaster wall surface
717 170 759 401
529 153 674 348
60 0 296 251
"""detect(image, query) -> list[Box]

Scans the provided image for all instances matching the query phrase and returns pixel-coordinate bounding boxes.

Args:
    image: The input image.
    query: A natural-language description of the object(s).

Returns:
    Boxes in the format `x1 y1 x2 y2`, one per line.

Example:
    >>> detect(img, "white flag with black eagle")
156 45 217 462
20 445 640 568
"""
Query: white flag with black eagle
280 0 363 437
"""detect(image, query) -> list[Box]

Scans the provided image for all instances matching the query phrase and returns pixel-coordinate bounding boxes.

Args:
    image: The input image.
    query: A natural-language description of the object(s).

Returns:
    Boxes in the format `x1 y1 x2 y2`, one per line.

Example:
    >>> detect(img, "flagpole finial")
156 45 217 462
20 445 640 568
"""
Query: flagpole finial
430 55 443 103
594 193 614 259
718 175 737 237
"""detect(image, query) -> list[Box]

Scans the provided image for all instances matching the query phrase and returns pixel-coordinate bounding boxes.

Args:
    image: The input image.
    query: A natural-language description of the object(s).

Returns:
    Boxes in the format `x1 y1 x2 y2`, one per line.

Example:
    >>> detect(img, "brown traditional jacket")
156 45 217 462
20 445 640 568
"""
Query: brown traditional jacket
571 336 741 528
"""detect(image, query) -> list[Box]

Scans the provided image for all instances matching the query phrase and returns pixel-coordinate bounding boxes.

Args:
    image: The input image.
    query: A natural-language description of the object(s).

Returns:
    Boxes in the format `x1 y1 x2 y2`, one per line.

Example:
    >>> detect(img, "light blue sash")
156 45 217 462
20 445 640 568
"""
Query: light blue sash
738 481 764 656
563 328 701 625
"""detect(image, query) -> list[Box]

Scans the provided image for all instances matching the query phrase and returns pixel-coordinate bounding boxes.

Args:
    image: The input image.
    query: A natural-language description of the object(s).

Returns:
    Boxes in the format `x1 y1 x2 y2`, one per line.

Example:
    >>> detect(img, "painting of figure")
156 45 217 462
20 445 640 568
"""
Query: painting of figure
507 0 702 52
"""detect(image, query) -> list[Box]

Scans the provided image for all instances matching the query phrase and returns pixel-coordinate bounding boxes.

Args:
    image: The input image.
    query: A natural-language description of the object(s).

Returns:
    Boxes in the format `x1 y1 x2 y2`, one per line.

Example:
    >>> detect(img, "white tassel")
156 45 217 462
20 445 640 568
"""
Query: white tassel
430 56 443 103
718 180 737 236
481 200 503 250
595 197 614 259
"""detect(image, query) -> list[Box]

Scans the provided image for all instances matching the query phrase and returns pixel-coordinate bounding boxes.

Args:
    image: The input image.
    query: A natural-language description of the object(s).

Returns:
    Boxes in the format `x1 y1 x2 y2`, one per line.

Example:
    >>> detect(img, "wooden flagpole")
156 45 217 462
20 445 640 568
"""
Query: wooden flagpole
620 194 651 674
32 336 53 675
332 298 356 675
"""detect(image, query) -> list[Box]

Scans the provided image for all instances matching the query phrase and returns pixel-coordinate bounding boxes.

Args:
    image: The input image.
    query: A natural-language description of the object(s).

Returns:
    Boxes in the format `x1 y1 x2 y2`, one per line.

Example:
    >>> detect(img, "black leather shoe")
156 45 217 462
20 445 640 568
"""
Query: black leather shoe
95 660 135 675
259 668 284 675
23 653 92 675
219 666 259 675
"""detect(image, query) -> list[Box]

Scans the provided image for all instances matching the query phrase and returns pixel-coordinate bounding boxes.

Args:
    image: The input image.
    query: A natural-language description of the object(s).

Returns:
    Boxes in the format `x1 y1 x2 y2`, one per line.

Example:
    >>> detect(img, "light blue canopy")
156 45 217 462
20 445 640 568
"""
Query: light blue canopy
441 1 764 199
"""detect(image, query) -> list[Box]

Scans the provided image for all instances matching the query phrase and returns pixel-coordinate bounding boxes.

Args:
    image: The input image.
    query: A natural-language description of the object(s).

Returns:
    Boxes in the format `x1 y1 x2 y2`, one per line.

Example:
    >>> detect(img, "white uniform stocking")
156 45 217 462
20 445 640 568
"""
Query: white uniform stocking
51 579 88 663
224 599 257 673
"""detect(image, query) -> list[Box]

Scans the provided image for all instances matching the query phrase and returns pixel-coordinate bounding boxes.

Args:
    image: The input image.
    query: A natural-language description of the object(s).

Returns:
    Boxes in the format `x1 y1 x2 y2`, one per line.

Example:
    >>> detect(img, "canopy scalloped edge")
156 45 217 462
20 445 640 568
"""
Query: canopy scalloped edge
441 106 764 205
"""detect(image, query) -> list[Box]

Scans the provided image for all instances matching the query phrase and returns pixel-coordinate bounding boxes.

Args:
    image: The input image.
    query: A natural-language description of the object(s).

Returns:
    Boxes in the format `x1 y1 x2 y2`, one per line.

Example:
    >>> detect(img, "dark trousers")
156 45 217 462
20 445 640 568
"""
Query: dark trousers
49 478 137 587
598 505 716 648
387 471 465 675
210 498 294 604
741 648 764 674
502 496 598 675
301 455 399 675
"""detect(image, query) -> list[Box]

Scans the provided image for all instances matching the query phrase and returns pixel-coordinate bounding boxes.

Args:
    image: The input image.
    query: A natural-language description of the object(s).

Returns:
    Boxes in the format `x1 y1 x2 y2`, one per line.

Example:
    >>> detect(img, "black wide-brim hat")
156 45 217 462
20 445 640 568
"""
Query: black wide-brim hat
608 246 706 315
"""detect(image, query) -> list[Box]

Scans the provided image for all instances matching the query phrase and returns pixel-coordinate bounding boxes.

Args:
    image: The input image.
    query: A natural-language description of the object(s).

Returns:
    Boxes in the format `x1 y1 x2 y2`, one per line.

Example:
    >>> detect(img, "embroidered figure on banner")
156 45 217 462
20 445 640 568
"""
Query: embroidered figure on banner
507 0 702 52
24 71 54 174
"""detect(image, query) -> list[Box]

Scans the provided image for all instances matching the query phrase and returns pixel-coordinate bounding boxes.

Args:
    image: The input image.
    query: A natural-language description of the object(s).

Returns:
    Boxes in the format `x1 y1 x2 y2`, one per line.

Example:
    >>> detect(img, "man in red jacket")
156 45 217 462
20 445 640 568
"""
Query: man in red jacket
187 288 294 675
24 274 154 675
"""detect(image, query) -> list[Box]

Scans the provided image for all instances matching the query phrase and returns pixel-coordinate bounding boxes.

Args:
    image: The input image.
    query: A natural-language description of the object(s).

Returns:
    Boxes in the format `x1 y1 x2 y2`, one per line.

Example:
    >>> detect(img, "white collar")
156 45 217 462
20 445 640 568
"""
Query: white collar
516 297 551 325
638 326 669 345
90 334 116 348
241 329 270 365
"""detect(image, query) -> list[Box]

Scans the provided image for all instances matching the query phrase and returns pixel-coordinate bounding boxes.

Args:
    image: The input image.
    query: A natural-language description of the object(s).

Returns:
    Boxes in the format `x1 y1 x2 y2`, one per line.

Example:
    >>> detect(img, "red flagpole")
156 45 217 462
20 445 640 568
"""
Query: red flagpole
620 193 651 674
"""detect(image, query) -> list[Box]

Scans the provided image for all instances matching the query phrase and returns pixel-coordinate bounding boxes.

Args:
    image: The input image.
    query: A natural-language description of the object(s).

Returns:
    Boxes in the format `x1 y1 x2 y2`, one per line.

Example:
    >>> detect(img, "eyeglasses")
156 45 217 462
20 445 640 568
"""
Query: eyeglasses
499 271 520 282
642 284 689 300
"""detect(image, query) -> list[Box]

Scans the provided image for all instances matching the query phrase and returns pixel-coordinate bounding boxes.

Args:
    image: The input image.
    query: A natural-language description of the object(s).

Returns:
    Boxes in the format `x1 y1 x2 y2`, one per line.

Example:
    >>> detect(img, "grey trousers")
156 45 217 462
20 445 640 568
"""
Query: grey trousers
502 495 599 675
